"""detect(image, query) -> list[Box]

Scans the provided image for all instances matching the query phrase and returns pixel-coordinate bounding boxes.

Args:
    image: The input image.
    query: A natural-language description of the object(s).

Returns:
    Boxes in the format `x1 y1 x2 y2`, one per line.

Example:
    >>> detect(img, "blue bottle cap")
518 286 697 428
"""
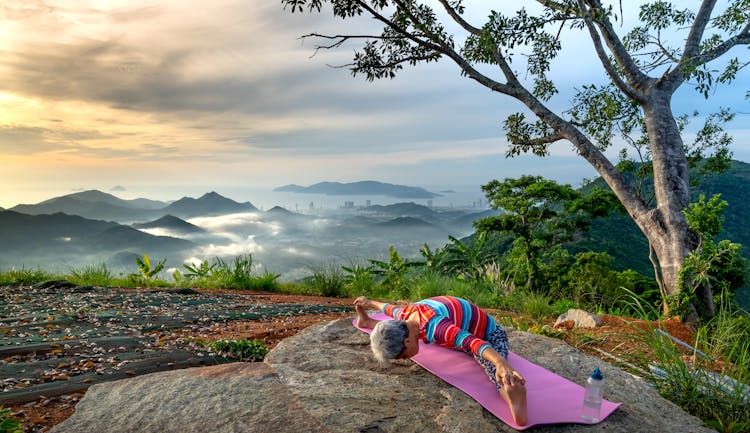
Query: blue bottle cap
591 367 603 380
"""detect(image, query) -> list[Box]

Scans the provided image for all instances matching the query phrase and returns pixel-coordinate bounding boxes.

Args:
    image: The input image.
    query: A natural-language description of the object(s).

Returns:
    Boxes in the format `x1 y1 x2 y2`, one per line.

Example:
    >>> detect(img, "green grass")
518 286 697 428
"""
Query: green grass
303 263 348 297
625 294 750 433
67 263 114 286
516 291 555 323
0 267 54 286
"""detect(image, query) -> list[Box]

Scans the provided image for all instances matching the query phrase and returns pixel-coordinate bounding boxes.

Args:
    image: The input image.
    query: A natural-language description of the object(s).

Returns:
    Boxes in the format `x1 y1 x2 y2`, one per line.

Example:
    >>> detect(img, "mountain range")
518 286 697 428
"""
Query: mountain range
0 187 486 276
10 190 257 222
274 181 440 199
0 210 193 268
569 160 750 277
5 164 750 289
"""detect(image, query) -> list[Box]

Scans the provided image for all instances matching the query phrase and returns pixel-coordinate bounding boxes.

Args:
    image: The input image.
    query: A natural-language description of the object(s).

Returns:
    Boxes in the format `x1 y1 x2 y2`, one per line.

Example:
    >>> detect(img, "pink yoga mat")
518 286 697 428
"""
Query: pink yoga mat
354 314 621 430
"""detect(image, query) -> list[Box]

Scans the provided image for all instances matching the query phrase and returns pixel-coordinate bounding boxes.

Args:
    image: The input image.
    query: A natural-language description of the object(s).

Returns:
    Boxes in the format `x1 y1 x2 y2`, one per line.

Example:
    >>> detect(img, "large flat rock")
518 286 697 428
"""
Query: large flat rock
50 362 329 433
53 319 715 433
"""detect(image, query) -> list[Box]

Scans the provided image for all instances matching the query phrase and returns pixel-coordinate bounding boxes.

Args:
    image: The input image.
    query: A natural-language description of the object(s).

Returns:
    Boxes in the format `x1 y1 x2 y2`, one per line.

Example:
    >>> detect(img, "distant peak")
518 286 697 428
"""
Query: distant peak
267 205 291 214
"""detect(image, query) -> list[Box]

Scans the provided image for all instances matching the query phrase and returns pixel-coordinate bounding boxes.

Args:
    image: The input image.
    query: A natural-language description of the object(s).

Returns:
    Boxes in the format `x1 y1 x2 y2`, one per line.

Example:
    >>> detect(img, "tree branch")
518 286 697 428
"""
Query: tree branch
512 84 652 220
492 47 522 86
510 131 566 147
355 1 444 53
683 0 718 59
536 0 577 15
577 0 647 102
692 23 750 66
653 33 681 64
436 0 481 35
301 33 402 56
336 54 441 71
585 0 653 92
389 0 518 94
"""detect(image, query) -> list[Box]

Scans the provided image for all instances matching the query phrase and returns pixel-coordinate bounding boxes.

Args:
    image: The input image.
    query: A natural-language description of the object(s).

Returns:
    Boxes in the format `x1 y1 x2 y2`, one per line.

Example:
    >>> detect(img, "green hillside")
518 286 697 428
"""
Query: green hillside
572 160 750 278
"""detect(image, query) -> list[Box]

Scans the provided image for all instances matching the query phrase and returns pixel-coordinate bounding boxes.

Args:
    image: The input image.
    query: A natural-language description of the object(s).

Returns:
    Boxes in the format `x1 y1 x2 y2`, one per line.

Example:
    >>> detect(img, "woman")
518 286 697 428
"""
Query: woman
355 295 528 426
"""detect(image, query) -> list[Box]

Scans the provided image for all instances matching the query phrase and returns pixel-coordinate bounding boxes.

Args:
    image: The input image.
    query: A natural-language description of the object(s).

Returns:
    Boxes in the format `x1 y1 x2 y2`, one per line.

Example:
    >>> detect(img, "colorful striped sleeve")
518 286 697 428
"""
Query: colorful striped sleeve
382 303 402 319
427 316 492 358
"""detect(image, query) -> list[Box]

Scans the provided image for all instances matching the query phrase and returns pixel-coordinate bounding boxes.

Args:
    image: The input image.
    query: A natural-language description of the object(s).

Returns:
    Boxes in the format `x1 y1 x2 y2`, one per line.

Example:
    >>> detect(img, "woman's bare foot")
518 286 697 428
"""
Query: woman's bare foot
500 381 528 426
355 304 378 328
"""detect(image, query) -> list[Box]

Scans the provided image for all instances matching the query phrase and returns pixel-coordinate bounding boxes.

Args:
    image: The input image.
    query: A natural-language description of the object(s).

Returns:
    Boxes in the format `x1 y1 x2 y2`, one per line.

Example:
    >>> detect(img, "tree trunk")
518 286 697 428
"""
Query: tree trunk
635 90 696 314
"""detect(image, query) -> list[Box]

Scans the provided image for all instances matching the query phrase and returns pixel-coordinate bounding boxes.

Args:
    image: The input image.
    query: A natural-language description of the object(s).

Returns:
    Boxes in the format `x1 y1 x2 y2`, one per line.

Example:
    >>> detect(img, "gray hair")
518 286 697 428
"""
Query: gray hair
370 320 409 364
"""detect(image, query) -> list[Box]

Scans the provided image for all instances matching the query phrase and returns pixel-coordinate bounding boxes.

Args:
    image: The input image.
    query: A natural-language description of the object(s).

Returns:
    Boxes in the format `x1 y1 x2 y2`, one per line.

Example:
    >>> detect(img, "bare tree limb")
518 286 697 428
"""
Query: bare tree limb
300 33 403 56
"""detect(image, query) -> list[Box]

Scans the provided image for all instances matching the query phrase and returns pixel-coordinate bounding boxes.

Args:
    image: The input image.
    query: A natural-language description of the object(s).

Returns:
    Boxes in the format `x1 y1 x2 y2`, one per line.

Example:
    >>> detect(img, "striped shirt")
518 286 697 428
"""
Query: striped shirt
382 296 498 358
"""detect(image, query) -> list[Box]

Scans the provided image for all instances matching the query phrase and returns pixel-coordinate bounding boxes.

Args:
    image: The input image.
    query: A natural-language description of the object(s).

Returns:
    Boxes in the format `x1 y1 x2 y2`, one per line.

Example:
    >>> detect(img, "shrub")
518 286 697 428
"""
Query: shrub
551 299 578 315
409 270 451 300
516 290 555 323
444 278 500 309
206 339 269 362
342 261 376 297
305 263 348 297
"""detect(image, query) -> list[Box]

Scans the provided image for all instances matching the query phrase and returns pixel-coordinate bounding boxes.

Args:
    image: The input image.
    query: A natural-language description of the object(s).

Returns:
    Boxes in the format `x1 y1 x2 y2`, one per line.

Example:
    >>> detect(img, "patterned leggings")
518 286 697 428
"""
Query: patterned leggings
473 327 510 390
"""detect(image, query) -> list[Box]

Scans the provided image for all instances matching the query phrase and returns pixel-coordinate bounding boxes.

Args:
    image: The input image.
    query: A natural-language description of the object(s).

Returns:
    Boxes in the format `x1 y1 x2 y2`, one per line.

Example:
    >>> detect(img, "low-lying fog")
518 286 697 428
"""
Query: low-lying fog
140 205 484 281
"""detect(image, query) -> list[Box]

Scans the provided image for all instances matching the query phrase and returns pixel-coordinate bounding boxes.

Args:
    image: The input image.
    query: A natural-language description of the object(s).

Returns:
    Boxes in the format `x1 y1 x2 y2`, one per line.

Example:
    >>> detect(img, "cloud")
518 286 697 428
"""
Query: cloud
0 0 747 208
0 125 57 154
194 235 263 258
110 185 127 191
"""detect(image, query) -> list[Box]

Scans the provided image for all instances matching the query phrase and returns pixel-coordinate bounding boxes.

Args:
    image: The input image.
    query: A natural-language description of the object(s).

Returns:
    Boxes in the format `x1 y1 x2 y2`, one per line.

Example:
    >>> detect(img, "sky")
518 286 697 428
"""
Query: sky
0 0 748 208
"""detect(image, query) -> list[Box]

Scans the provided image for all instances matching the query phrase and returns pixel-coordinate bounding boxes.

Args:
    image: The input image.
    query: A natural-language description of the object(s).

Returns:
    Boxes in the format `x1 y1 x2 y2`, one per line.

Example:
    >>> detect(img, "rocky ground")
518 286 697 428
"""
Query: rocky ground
1 284 696 432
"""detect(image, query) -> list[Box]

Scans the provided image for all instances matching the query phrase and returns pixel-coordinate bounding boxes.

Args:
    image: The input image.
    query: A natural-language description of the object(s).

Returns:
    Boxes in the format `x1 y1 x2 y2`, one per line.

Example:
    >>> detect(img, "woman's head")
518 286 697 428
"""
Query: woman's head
370 320 409 364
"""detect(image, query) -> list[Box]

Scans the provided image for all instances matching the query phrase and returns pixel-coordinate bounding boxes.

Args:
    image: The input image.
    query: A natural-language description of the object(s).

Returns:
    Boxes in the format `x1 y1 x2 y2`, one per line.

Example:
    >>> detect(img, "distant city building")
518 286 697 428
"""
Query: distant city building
366 200 371 207
427 200 433 208
309 201 314 211
343 201 354 209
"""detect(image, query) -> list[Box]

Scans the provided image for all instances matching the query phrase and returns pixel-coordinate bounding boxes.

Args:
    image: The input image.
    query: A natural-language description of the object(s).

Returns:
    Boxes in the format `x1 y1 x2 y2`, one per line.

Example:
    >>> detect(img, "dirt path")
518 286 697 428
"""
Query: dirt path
1 284 354 432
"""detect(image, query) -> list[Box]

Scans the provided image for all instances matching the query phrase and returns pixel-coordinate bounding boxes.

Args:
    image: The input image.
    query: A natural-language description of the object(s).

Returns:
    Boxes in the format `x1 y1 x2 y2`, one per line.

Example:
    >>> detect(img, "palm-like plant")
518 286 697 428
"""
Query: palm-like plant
135 254 166 280
440 232 496 281
369 246 421 292
182 260 216 280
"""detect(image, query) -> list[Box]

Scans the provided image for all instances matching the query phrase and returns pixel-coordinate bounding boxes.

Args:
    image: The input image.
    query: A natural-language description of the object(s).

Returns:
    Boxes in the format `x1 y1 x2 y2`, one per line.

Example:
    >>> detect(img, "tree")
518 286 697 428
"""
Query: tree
476 175 618 291
282 0 749 317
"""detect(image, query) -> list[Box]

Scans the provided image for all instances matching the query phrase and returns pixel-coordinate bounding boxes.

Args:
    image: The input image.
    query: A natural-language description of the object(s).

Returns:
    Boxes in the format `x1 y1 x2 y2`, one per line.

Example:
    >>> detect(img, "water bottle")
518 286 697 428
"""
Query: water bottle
580 367 604 422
